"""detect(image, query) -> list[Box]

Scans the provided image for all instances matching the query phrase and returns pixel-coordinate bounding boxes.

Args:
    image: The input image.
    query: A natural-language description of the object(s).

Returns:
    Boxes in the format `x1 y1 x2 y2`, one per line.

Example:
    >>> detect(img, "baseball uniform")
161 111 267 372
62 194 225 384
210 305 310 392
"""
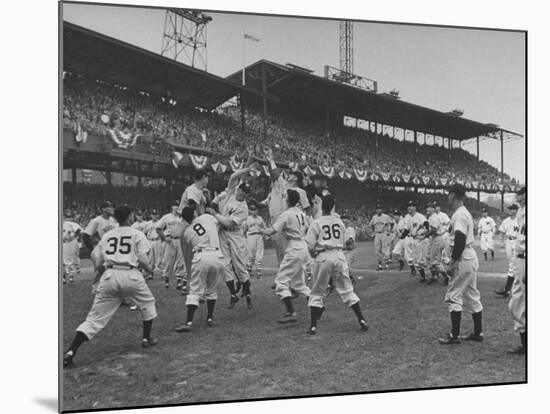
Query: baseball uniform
272 206 311 299
157 212 186 286
306 215 360 309
403 212 428 268
182 214 224 307
499 216 519 278
178 183 207 215
392 217 406 259
478 216 496 253
509 206 526 334
369 214 392 265
131 220 147 233
427 212 446 274
144 219 164 274
244 214 266 278
444 206 483 314
437 211 451 264
84 215 119 257
63 220 82 283
344 225 357 267
76 226 157 340
218 186 250 284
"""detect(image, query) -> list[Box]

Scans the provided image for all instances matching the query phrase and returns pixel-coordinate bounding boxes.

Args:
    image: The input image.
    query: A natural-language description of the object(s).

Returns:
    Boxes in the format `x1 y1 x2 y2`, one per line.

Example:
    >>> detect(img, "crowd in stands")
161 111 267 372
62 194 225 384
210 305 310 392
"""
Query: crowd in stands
63 72 514 187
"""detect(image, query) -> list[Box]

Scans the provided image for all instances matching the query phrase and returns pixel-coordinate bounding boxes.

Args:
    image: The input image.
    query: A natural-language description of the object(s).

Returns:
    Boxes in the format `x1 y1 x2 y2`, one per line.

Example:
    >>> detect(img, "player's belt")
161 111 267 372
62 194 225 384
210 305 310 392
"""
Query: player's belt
107 264 136 270
482 230 491 233
375 231 384 234
507 236 517 240
248 232 262 236
319 246 343 251
193 247 220 253
516 252 526 259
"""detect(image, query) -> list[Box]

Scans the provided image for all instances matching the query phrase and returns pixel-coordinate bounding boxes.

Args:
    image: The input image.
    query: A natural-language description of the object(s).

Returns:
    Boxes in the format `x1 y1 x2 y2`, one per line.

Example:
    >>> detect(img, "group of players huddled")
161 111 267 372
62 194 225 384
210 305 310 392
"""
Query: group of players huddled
62 146 527 368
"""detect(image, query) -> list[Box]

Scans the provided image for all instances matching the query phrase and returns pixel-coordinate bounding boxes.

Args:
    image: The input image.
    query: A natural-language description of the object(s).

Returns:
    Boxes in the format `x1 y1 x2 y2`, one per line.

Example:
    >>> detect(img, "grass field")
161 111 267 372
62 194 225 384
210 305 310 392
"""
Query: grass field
61 241 526 412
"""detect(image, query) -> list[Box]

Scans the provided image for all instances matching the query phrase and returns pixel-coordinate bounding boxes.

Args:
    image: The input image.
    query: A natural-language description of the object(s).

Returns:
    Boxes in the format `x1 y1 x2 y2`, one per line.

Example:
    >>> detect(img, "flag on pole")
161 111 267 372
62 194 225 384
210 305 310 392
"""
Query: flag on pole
244 33 260 42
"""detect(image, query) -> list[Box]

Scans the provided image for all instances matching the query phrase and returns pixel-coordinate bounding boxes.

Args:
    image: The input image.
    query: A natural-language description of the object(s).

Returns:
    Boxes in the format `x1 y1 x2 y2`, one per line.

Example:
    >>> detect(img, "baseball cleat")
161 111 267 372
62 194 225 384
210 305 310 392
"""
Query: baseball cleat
506 345 526 355
129 304 138 311
142 337 159 347
206 318 215 327
176 282 183 290
69 277 74 284
174 323 192 333
377 264 383 271
494 289 510 298
199 298 205 304
438 333 461 345
385 264 389 270
359 320 369 331
277 312 298 324
459 333 484 342
228 295 239 309
270 283 276 290
63 278 67 285
307 326 317 335
399 261 405 271
246 295 253 309
63 352 74 368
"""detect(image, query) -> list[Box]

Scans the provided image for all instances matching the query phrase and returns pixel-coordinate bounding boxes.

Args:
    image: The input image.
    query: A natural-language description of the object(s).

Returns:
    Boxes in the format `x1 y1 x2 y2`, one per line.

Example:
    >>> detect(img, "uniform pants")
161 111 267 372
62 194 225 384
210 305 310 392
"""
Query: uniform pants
374 233 385 263
273 231 288 265
344 249 357 267
404 237 417 266
505 240 517 278
429 235 446 273
148 239 164 273
392 238 405 258
441 233 451 265
275 241 311 299
220 231 250 283
308 251 359 308
246 234 264 267
480 232 494 252
161 238 186 281
186 250 224 307
508 257 526 333
444 256 483 313
77 269 157 340
63 240 80 279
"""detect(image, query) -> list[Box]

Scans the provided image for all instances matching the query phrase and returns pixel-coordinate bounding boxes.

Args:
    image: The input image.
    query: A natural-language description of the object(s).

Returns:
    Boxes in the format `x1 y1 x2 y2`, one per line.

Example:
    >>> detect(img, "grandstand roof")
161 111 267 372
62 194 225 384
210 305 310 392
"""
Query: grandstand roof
63 22 278 110
226 60 522 141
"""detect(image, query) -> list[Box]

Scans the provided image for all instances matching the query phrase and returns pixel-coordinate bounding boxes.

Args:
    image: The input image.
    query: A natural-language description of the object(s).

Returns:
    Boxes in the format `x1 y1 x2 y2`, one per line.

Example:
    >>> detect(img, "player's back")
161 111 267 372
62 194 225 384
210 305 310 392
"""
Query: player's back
98 226 149 268
274 206 307 241
309 215 345 250
184 214 221 251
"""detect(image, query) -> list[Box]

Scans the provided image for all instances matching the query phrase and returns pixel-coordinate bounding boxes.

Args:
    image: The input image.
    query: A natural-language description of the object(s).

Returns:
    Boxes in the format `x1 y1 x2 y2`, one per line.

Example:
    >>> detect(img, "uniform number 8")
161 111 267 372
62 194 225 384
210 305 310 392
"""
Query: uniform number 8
321 224 341 240
193 223 206 236
105 236 132 255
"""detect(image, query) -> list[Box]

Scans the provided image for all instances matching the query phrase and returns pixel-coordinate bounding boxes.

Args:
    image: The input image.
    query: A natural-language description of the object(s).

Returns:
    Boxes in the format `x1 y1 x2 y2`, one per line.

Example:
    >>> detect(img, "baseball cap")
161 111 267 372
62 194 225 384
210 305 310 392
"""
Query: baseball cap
375 203 383 210
448 184 466 198
248 203 258 210
406 200 416 207
135 210 144 215
507 204 519 210
151 209 158 215
393 209 401 215
425 202 435 209
432 201 440 207
238 183 251 194
482 208 488 213
101 201 114 209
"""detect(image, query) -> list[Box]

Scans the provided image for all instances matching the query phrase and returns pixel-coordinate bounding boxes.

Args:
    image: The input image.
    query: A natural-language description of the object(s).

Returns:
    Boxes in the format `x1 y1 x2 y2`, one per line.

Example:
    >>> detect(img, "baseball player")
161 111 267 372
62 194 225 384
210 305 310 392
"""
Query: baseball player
82 201 118 255
341 215 358 279
143 210 163 278
305 195 369 334
495 204 520 298
156 201 187 290
263 189 311 324
391 209 406 271
402 201 428 280
63 206 158 368
175 207 225 332
439 184 483 345
478 208 496 260
435 202 451 284
369 205 392 271
507 187 526 354
62 209 82 284
243 204 266 279
208 163 258 310
424 202 447 284
131 210 148 233
177 170 209 215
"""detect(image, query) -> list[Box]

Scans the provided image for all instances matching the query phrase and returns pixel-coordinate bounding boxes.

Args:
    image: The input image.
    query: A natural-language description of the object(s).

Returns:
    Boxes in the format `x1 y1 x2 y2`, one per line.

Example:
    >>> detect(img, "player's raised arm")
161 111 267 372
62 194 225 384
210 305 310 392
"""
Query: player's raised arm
263 147 284 182
227 163 259 191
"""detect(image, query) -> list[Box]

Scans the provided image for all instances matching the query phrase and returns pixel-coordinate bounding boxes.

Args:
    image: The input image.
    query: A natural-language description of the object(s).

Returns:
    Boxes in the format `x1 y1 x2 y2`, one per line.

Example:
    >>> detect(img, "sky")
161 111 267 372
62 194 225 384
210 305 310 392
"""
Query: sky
62 2 526 182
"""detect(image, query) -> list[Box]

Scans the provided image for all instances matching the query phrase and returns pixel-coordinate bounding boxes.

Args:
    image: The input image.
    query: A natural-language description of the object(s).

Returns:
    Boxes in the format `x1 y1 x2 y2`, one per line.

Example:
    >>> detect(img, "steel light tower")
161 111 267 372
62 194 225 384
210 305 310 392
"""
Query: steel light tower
339 20 353 76
161 9 212 70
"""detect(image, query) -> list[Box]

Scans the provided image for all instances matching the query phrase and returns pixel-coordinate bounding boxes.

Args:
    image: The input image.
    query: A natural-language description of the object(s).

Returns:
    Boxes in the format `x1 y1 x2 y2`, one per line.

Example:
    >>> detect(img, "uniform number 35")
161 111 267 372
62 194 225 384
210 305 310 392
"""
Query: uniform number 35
105 236 132 255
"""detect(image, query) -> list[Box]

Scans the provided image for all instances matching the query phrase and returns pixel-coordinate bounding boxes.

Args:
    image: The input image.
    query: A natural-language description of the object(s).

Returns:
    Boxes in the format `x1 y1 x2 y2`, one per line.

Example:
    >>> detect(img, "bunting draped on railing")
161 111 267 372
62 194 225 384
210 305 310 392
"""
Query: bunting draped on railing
319 165 335 178
229 155 244 171
189 154 208 170
108 128 139 149
211 161 228 174
353 168 368 182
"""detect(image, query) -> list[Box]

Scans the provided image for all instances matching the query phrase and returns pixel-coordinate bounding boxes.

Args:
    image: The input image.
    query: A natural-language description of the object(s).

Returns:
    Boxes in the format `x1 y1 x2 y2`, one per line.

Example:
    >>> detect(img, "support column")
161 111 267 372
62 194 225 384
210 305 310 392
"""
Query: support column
448 138 452 165
476 136 480 161
71 167 77 186
240 92 246 133
262 63 267 141
375 122 379 159
500 130 505 211
414 130 418 167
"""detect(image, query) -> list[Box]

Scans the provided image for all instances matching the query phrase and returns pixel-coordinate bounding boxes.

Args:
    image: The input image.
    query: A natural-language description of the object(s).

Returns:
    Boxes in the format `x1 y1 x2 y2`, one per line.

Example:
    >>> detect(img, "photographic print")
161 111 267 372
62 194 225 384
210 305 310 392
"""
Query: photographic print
60 1 526 412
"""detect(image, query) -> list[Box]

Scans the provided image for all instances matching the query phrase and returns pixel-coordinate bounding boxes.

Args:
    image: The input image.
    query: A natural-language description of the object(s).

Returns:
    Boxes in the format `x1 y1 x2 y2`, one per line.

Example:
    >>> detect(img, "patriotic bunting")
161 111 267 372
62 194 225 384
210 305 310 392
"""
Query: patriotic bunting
211 162 228 174
108 128 139 149
172 151 184 168
189 154 208 170
320 165 335 178
354 168 368 182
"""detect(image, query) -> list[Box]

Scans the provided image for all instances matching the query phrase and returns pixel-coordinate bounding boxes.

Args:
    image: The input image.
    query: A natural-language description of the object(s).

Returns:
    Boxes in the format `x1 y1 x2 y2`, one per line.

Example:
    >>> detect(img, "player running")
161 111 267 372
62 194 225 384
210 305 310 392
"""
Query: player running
477 208 496 260
243 204 266 279
305 195 369 334
156 201 187 290
174 207 225 332
62 209 82 284
369 204 392 271
438 184 483 345
263 189 312 324
63 206 158 368
495 204 520 298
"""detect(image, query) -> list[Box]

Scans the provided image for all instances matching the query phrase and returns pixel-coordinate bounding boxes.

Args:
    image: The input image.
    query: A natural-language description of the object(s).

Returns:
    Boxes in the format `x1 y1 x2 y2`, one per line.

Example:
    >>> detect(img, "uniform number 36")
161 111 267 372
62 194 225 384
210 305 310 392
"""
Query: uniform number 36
321 224 341 240
105 236 132 255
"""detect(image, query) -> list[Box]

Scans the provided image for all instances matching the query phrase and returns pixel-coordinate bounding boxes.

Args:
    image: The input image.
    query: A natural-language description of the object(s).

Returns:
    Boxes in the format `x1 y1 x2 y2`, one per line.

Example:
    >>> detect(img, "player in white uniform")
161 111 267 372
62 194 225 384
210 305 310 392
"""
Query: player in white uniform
63 206 158 368
62 210 82 284
243 204 266 279
391 210 406 271
156 201 186 290
263 189 311 324
143 210 163 278
177 170 209 215
477 209 496 260
131 210 147 232
495 204 520 298
424 202 447 284
369 205 392 271
439 184 483 345
402 201 428 281
208 164 258 310
435 202 451 284
82 201 118 257
305 195 369 334
341 215 357 279
174 207 225 332
506 187 526 354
